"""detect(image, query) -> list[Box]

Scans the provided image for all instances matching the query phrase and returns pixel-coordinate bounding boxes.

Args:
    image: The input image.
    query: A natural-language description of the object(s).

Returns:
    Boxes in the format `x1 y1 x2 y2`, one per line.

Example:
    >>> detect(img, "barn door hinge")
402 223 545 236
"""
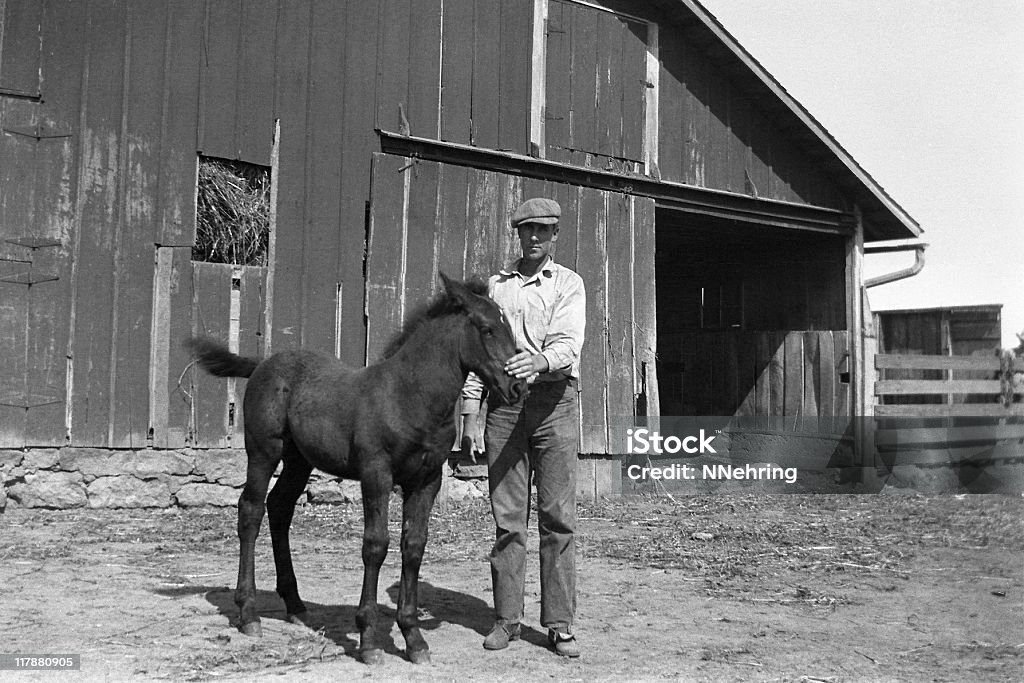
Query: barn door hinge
0 238 62 285
0 86 42 102
2 123 72 140
6 237 62 250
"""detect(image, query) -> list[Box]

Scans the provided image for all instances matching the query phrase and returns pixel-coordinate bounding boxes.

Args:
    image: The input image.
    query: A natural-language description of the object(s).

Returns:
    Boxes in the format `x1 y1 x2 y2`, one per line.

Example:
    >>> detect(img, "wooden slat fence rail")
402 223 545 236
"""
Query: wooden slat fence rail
874 352 1024 417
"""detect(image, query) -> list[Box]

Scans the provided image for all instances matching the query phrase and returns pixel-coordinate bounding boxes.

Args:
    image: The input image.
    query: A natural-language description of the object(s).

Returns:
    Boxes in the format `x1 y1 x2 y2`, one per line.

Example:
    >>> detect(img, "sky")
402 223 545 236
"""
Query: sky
698 0 1024 349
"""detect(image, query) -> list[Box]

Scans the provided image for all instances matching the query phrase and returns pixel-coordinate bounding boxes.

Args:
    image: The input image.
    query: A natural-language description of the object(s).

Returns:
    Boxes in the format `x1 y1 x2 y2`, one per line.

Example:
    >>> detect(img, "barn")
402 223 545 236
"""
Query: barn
0 0 922 507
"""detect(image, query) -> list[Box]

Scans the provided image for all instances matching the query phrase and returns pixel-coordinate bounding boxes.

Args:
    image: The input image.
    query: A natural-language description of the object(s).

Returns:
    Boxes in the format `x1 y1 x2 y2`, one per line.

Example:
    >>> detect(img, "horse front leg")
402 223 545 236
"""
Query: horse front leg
397 467 443 664
356 472 393 665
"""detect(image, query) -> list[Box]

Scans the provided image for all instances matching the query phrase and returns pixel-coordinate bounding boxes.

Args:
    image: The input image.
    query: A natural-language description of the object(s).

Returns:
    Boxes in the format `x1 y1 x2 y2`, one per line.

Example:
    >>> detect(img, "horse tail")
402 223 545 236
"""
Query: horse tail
186 337 260 378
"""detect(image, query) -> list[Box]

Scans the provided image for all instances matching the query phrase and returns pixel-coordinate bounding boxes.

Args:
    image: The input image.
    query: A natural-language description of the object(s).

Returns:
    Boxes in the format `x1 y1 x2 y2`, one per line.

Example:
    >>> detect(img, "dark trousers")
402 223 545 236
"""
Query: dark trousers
485 379 578 629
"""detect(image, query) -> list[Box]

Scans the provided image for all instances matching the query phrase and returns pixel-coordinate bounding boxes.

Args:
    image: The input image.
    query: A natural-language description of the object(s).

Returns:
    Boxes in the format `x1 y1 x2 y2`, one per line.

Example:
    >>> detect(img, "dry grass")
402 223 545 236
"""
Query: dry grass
194 157 271 266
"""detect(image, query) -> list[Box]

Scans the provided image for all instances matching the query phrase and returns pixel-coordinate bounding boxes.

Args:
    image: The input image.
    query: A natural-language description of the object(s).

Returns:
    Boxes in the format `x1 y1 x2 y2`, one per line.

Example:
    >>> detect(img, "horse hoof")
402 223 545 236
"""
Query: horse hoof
287 612 310 627
360 648 384 665
239 622 263 638
408 648 431 665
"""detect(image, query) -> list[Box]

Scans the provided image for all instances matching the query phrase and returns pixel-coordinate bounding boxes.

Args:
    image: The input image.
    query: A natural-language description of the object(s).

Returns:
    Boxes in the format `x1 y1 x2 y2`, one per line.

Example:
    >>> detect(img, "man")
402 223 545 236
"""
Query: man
461 197 586 658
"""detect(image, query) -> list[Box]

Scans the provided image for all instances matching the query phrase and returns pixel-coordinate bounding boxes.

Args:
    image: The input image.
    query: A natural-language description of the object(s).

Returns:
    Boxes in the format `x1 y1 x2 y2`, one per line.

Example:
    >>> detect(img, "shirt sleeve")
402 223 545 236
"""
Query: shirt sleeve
461 371 484 407
539 271 586 373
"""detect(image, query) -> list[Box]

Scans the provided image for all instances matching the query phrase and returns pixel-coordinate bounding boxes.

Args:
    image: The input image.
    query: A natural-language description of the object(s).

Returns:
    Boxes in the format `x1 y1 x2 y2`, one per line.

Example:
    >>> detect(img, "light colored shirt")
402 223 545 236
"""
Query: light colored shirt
462 257 586 404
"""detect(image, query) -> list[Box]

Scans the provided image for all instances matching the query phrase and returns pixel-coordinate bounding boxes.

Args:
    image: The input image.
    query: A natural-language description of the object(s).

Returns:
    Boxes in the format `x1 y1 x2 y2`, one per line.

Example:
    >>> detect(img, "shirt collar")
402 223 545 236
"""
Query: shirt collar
500 256 557 281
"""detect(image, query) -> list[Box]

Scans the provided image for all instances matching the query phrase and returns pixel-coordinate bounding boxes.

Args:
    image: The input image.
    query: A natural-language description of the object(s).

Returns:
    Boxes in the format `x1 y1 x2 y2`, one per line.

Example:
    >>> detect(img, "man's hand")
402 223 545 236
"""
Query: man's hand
504 351 549 380
461 413 485 464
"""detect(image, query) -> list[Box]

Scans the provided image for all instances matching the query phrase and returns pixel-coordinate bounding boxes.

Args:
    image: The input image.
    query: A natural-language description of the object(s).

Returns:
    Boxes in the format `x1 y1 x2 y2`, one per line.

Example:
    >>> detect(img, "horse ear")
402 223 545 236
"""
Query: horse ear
439 271 470 307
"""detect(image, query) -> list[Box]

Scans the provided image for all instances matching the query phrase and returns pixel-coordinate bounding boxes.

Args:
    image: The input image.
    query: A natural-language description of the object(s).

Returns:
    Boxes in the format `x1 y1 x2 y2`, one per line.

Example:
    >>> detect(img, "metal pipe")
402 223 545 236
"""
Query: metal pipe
864 241 928 288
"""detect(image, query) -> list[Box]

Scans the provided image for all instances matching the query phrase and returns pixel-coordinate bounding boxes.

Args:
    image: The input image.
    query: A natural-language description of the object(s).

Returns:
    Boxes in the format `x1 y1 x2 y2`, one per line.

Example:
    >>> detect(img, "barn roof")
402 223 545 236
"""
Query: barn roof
652 0 922 241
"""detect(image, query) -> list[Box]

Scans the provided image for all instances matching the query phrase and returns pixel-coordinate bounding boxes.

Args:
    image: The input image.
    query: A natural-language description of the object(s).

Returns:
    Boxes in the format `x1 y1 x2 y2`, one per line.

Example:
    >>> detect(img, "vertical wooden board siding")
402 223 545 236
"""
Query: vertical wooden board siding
0 279 26 446
705 69 729 192
801 331 819 425
199 0 241 160
434 163 470 280
633 197 656 414
234 265 267 440
0 99 34 446
576 188 608 452
678 332 696 415
408 0 442 139
769 135 797 204
621 19 647 163
108 3 167 448
736 332 757 418
595 11 623 158
0 106 36 243
753 332 771 427
149 247 173 448
268 0 311 353
498 0 531 153
551 182 579 271
192 263 231 448
605 194 634 431
69 0 128 446
365 153 409 363
783 332 803 420
568 4 597 156
337 0 377 366
682 40 707 187
24 273 68 446
471 0 500 148
818 331 836 418
162 248 194 448
544 0 570 152
497 173 522 267
768 331 785 418
157 0 204 247
375 0 411 134
656 30 683 182
404 159 441 306
440 0 473 145
236 0 277 165
0 0 41 93
748 109 772 201
834 331 850 416
728 92 752 195
302 1 346 353
464 168 500 276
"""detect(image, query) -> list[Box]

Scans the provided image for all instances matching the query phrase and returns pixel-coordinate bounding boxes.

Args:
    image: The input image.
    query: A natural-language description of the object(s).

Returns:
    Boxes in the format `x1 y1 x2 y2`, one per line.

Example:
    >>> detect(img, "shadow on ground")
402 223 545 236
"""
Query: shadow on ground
153 579 491 661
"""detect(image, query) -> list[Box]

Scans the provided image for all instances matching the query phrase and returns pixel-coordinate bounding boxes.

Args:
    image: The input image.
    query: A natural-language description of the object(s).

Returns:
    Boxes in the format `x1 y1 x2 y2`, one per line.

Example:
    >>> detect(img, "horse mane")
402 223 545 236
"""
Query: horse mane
381 277 489 359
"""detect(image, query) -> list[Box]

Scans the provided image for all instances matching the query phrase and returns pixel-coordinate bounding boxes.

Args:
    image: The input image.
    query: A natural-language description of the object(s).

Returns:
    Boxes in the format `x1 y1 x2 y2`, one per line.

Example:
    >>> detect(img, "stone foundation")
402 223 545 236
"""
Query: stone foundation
0 448 492 511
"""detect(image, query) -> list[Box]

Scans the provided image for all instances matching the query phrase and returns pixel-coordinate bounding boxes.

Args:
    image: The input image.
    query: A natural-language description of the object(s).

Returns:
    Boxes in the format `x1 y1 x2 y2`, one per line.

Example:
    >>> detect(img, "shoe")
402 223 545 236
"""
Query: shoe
548 628 580 658
483 620 521 650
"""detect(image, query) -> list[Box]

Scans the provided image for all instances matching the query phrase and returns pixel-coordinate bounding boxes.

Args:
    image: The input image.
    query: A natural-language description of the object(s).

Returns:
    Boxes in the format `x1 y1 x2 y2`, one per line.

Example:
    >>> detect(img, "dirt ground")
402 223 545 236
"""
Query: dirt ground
0 493 1021 682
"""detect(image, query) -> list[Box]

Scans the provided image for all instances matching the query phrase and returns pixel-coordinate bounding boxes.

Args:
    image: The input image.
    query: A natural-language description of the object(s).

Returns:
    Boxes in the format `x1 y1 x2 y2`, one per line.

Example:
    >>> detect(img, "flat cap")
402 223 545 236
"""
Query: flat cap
511 197 561 227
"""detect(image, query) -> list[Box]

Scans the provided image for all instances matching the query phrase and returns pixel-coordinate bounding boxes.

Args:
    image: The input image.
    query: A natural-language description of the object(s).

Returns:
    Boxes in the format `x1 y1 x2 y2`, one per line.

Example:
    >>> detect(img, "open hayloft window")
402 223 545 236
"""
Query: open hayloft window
193 156 271 266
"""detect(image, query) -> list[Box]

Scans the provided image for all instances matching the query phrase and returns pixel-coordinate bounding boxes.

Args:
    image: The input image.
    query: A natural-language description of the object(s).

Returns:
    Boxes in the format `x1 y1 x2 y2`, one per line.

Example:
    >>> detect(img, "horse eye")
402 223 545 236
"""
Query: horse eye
481 326 494 337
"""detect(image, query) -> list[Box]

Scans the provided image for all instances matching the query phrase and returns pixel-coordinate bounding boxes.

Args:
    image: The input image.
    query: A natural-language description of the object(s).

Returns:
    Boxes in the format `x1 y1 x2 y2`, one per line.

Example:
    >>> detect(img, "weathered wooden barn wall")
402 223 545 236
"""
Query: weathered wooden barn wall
0 0 910 470
0 0 536 449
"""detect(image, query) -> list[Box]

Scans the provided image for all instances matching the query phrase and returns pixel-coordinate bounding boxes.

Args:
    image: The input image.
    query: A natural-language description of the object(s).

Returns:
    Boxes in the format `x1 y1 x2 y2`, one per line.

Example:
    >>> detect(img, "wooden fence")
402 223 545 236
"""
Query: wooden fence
873 352 1024 473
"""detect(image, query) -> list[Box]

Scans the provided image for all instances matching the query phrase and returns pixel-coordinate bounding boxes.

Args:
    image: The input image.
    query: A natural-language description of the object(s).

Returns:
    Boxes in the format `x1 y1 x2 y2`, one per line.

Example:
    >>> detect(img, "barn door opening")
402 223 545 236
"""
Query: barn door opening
655 209 851 420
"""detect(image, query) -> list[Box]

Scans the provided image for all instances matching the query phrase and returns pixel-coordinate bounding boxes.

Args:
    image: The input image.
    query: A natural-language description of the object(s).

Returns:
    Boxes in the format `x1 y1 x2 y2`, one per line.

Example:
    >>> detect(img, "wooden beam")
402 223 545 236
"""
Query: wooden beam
378 130 852 234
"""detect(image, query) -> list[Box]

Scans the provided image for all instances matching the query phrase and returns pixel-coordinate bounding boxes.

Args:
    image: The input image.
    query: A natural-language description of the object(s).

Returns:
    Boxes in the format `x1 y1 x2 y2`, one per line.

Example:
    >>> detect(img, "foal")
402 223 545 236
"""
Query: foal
188 273 526 664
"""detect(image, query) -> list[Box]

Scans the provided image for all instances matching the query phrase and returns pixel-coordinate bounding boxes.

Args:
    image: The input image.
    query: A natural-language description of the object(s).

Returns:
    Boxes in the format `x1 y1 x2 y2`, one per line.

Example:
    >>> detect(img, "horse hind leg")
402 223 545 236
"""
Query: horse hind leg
234 439 282 637
267 446 313 625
